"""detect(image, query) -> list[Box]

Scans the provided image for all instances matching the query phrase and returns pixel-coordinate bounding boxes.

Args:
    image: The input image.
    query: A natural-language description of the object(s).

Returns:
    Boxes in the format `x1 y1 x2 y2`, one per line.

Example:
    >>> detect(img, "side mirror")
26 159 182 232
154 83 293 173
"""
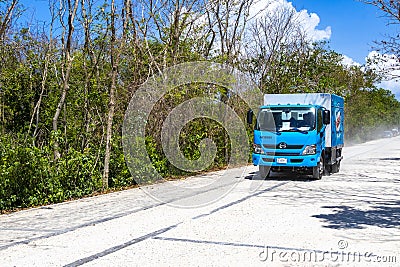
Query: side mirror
323 110 330 125
247 109 254 124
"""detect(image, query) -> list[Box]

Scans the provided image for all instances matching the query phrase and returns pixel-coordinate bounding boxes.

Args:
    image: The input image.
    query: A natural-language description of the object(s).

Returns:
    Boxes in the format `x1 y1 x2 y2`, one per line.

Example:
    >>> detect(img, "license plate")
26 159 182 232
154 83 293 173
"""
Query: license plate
277 158 287 164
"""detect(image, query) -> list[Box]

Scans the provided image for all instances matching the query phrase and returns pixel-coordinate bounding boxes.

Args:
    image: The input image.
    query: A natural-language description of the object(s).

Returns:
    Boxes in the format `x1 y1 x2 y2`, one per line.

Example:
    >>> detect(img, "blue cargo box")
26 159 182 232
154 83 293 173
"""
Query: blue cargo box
263 93 344 148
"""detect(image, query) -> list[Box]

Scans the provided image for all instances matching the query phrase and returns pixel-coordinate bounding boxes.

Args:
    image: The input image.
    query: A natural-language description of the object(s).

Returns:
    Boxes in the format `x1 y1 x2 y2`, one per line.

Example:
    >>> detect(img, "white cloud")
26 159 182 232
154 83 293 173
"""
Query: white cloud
249 0 332 42
297 10 331 41
341 55 361 67
189 0 332 57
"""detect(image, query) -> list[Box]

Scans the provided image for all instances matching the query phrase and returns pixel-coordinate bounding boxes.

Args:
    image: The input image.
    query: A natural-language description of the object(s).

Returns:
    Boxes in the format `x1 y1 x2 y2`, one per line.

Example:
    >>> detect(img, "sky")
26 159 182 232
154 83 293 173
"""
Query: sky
19 0 400 99
291 0 397 64
288 0 400 99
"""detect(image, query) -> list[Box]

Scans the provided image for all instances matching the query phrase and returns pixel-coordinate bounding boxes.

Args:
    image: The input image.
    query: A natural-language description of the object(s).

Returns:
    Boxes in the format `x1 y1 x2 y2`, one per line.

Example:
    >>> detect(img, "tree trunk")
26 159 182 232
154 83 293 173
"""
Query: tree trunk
52 0 79 160
102 0 130 188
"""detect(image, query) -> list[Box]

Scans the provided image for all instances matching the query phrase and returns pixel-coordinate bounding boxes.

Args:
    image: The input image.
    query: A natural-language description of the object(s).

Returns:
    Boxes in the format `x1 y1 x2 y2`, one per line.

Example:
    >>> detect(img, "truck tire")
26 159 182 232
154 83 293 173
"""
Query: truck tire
312 157 324 180
259 166 270 179
324 164 331 176
331 161 341 173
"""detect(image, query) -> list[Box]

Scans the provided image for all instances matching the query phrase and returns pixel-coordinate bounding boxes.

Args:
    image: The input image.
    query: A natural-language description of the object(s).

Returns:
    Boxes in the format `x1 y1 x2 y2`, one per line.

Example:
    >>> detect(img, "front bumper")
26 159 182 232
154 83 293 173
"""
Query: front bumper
252 153 319 168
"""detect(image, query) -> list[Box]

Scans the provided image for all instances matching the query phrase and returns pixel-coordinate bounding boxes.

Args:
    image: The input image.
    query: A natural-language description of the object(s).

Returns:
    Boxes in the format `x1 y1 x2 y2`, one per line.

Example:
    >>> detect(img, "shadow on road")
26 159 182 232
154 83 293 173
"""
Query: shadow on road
378 157 400 161
312 201 400 229
244 171 315 182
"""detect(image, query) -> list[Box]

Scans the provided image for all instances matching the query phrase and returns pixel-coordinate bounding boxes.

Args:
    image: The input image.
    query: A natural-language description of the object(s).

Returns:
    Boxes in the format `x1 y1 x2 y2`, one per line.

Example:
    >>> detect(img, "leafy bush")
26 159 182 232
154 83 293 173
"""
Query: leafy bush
0 135 102 211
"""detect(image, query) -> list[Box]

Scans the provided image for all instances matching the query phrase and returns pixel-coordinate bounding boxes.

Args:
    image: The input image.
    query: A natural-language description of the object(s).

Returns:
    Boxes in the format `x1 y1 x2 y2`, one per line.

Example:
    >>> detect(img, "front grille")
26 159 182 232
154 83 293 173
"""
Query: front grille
285 145 304 149
266 152 300 156
274 152 300 156
263 144 303 149
262 158 274 162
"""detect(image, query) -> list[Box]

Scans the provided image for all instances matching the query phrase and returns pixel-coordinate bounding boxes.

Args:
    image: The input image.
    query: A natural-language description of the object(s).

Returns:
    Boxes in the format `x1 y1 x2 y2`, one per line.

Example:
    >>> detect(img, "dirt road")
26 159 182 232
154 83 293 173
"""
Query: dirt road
1 137 399 266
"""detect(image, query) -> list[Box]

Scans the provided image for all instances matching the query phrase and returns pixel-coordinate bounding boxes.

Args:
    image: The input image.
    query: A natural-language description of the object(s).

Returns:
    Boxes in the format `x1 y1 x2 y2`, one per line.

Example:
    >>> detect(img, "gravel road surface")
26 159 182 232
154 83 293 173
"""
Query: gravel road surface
1 136 399 266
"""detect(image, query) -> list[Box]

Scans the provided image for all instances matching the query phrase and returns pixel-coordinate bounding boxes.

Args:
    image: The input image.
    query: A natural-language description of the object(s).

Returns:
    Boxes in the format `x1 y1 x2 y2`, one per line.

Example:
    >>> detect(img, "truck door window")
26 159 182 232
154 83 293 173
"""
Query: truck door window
317 109 323 132
257 110 275 131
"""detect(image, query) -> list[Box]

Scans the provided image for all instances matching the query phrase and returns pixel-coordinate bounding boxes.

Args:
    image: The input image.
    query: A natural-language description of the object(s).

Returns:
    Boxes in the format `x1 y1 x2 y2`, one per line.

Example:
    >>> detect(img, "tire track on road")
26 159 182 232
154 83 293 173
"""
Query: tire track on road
64 223 181 267
62 182 288 266
192 182 287 219
0 169 248 251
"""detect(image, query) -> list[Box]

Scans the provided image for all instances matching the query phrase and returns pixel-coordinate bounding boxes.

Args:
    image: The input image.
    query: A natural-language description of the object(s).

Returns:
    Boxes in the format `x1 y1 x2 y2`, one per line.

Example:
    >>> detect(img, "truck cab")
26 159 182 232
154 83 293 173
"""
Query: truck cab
248 93 344 179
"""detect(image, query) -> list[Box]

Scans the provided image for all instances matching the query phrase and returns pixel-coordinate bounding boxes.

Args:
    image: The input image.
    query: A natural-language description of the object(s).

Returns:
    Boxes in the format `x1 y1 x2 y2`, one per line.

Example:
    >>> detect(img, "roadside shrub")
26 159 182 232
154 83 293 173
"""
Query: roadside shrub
0 135 102 211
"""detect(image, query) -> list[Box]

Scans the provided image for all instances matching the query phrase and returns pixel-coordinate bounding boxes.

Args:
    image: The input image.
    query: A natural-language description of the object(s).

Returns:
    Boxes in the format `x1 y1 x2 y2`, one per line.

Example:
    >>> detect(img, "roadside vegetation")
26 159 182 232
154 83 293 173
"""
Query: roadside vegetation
1 0 399 211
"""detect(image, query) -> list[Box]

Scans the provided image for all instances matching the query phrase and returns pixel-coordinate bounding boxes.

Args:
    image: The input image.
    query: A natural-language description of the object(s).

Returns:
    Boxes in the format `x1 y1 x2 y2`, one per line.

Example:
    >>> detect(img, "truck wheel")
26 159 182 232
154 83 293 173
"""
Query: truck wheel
324 164 331 176
312 157 324 180
332 161 341 173
259 166 270 179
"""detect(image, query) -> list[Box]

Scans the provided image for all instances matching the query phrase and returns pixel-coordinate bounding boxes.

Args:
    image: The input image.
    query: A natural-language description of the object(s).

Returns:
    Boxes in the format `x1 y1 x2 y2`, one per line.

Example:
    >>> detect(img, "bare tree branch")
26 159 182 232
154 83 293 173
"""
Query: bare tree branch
52 0 79 160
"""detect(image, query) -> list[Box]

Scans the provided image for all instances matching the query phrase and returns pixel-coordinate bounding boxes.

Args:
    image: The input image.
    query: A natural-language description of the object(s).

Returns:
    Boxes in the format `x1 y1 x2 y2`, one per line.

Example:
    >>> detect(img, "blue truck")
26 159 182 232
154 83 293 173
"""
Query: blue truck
247 93 344 179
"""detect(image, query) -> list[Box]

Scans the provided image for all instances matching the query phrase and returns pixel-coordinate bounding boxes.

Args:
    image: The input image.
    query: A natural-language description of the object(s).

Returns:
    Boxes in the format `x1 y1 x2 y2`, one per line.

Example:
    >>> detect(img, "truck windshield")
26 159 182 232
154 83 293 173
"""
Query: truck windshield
257 107 316 132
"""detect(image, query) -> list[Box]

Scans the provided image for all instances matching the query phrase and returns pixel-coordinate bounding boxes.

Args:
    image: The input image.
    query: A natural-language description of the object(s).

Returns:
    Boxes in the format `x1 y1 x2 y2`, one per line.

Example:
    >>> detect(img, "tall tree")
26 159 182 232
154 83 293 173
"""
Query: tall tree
27 1 57 144
0 0 18 42
0 0 18 133
102 0 131 188
206 0 254 64
52 0 79 160
243 3 309 92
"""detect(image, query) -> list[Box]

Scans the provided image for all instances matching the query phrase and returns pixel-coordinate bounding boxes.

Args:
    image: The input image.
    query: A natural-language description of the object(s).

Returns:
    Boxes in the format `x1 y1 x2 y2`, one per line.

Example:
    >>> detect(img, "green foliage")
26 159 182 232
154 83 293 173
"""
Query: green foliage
0 137 53 209
109 134 135 187
179 118 229 168
345 88 400 142
0 135 102 211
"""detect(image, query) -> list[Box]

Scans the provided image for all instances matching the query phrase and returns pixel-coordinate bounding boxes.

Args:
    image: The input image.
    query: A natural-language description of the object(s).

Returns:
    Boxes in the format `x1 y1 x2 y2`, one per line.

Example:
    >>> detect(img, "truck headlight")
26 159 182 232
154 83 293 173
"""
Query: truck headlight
302 144 316 155
253 144 265 154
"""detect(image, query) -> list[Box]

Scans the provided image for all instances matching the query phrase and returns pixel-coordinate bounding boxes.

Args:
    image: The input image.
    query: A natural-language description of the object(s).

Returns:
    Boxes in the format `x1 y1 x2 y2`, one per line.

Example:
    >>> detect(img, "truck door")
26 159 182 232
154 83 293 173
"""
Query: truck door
317 109 325 152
